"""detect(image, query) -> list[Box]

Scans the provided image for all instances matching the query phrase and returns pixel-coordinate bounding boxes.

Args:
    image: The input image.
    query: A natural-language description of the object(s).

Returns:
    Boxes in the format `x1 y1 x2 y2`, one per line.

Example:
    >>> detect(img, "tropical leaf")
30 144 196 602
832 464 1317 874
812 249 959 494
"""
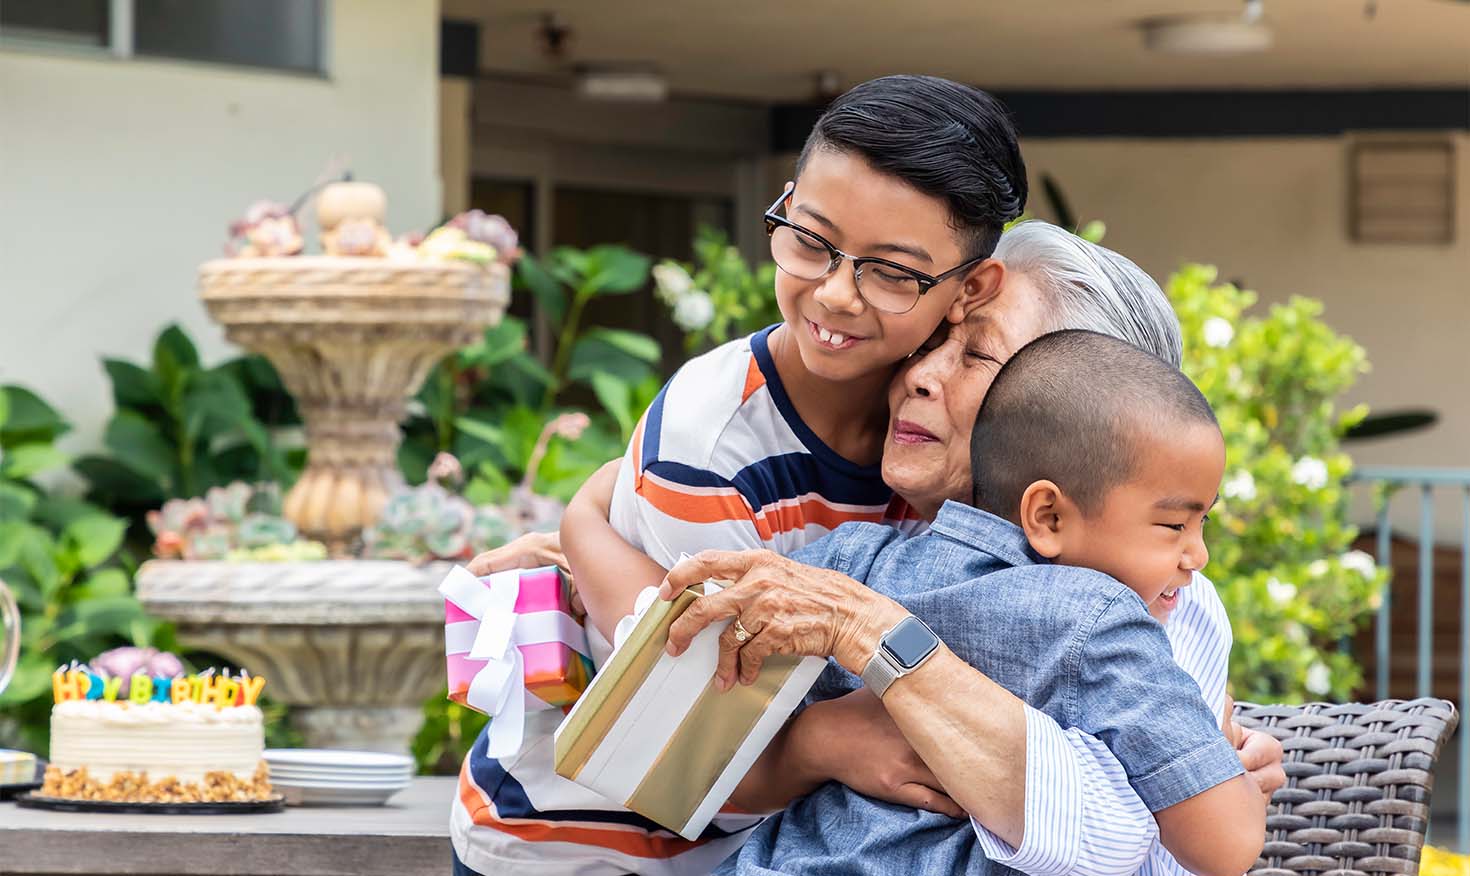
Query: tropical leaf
517 256 566 326
0 443 69 479
0 386 68 448
103 358 164 410
103 412 176 487
62 515 127 569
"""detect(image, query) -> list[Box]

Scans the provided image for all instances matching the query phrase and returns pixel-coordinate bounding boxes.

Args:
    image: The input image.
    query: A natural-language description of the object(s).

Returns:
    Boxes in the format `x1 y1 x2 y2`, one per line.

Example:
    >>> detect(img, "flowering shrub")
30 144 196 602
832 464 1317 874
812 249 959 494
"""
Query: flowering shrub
1169 264 1385 702
653 228 780 351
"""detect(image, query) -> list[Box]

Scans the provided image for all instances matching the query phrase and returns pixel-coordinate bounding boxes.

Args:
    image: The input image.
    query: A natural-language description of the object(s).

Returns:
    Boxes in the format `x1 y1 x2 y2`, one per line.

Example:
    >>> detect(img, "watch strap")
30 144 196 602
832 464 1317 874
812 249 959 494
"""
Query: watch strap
861 648 904 699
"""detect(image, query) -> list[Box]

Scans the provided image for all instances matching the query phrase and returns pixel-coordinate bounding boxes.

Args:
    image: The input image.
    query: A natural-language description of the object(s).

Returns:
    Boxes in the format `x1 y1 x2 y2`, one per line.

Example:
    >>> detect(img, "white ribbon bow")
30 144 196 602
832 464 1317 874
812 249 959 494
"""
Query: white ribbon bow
439 566 589 758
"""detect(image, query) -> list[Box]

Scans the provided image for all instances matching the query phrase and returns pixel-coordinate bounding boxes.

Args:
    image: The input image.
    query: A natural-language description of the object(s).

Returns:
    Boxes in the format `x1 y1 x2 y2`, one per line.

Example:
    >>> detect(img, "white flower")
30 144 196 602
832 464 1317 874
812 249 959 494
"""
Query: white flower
1222 470 1257 502
1266 576 1297 605
652 263 694 305
1305 662 1332 696
1284 621 1308 645
1308 559 1329 578
1203 317 1235 348
1291 456 1329 490
1341 550 1376 578
672 290 715 332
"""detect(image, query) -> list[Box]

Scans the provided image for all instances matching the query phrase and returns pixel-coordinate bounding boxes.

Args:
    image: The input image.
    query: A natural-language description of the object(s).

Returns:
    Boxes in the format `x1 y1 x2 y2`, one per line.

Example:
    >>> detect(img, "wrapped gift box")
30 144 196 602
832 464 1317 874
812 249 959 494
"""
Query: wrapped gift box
553 582 825 840
440 565 593 757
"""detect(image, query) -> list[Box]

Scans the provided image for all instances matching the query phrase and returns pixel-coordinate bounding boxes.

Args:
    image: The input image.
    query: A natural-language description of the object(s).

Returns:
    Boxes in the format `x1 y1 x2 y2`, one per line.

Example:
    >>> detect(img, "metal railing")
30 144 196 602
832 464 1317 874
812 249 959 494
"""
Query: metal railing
1349 466 1470 849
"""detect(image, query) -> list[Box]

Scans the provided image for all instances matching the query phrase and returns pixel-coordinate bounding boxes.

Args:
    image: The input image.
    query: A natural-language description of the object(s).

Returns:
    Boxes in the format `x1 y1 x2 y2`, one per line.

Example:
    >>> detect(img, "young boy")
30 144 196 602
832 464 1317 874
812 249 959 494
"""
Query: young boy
451 74 1028 876
718 329 1258 875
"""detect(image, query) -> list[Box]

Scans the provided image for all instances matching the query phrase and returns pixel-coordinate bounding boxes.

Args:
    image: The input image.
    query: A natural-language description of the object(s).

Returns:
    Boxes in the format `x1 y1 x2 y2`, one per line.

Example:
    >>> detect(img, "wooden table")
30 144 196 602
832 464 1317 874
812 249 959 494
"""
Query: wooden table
0 777 457 876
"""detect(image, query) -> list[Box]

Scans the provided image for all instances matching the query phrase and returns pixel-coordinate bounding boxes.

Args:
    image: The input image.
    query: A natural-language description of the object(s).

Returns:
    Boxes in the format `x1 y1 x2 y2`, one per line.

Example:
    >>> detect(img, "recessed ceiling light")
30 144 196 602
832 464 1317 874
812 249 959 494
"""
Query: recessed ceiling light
1142 16 1273 54
575 65 669 102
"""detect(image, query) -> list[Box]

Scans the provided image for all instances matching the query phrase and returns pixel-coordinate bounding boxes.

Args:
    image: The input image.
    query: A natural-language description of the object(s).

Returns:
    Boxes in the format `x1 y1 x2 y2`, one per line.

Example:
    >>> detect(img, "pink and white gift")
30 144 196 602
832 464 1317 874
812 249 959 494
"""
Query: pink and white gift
439 564 593 757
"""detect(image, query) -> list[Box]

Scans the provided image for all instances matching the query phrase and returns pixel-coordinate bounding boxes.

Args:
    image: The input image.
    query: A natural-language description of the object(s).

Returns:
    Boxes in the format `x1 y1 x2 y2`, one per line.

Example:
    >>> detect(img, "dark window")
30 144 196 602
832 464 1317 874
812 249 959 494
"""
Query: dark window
134 0 323 73
0 0 108 48
471 178 538 325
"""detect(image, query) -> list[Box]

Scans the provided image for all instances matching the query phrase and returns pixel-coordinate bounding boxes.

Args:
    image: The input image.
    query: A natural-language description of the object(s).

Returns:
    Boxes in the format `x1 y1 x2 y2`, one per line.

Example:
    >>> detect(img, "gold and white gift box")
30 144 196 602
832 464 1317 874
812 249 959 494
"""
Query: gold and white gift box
553 582 826 840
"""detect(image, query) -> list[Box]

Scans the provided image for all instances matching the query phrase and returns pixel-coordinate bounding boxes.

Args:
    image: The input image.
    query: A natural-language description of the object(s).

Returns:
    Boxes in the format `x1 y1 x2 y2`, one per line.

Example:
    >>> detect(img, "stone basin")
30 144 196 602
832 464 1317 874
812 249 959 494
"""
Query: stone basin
136 558 450 754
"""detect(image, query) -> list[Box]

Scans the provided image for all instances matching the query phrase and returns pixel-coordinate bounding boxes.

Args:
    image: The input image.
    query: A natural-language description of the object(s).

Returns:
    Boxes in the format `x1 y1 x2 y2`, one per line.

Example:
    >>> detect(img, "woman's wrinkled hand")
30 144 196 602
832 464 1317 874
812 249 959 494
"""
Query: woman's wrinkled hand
798 689 964 819
466 531 583 618
661 549 904 690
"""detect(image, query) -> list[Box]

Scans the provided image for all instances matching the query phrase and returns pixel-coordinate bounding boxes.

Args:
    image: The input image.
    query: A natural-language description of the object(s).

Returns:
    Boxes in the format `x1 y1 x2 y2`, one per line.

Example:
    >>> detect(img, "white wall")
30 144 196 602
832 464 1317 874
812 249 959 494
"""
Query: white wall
0 0 441 456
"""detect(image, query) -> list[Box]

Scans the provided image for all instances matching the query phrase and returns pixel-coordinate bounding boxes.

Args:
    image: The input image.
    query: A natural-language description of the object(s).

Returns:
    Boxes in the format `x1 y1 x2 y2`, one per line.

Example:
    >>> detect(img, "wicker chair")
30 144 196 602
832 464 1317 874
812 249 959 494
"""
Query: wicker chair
1234 698 1460 876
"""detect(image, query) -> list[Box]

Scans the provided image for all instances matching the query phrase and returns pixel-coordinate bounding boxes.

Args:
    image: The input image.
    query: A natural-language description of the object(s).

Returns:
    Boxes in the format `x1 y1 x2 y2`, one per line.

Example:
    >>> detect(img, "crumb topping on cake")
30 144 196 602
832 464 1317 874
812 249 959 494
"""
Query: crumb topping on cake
40 762 273 803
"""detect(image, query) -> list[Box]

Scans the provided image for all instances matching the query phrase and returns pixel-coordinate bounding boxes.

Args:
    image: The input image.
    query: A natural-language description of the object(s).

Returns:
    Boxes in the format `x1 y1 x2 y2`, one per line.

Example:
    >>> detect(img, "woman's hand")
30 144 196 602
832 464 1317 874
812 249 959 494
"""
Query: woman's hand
662 550 907 690
466 531 581 617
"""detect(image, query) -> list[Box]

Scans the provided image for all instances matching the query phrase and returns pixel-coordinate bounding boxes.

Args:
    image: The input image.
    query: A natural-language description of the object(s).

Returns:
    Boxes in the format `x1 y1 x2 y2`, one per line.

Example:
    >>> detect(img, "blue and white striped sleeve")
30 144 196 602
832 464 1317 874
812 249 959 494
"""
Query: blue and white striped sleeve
1133 572 1238 876
971 705 1157 876
1167 572 1233 719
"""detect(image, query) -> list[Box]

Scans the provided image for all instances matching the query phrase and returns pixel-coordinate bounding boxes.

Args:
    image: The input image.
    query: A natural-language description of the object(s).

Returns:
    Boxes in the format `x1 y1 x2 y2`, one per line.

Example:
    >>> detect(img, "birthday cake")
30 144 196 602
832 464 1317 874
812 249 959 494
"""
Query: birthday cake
40 649 272 803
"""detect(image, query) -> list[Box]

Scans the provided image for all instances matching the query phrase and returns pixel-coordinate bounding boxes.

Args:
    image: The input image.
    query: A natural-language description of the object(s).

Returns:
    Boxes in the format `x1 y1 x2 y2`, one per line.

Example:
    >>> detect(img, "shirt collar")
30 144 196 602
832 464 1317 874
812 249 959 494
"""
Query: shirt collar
928 500 1044 569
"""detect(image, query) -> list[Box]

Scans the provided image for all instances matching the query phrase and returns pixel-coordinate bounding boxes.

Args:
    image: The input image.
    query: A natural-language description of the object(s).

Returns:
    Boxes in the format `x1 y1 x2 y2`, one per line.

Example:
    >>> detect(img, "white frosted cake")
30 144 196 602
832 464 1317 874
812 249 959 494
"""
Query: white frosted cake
43 656 272 803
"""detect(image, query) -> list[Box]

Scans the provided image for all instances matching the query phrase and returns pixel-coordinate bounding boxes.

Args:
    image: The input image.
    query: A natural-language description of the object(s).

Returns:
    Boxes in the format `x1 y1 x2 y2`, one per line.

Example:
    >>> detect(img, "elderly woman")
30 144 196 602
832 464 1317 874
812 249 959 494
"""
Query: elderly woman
466 223 1284 876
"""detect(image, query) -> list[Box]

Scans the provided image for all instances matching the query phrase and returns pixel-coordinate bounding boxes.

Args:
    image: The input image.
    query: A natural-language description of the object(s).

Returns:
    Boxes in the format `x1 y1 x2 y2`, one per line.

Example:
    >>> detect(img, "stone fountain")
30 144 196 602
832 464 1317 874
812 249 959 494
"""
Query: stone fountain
137 183 509 753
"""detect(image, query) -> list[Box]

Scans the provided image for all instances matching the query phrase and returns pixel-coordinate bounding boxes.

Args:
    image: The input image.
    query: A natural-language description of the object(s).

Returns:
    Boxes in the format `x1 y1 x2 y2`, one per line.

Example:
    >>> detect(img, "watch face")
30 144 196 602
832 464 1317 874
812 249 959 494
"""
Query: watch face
883 616 939 669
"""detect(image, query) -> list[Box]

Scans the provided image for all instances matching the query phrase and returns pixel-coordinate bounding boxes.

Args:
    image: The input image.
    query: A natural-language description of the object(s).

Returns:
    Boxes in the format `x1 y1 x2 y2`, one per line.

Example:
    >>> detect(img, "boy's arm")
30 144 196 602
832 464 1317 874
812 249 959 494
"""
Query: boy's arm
560 460 670 643
1076 595 1263 876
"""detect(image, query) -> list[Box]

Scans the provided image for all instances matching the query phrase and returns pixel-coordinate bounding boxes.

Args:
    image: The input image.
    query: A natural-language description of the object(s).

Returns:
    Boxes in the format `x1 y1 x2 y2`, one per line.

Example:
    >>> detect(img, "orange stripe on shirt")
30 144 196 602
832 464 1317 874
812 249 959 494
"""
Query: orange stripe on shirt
639 475 892 543
637 472 762 529
458 766 711 859
740 356 766 403
753 495 888 536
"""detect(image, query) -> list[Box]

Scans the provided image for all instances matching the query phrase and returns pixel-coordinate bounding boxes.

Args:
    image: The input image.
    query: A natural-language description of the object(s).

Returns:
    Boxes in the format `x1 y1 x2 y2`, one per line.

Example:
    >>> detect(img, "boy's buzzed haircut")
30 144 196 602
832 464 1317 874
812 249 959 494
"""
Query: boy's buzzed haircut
797 74 1027 261
970 330 1218 520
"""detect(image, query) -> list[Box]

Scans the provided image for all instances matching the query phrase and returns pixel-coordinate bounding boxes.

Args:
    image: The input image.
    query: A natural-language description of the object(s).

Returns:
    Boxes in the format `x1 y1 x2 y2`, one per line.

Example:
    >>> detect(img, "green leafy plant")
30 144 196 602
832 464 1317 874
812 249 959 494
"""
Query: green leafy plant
0 386 168 753
404 246 662 504
414 689 488 775
653 228 781 352
75 325 301 542
1170 264 1384 703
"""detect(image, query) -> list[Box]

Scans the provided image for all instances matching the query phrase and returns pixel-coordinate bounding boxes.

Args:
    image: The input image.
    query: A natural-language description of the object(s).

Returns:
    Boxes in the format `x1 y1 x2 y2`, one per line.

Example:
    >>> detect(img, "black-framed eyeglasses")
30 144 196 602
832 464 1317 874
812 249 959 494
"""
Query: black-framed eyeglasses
762 191 984 315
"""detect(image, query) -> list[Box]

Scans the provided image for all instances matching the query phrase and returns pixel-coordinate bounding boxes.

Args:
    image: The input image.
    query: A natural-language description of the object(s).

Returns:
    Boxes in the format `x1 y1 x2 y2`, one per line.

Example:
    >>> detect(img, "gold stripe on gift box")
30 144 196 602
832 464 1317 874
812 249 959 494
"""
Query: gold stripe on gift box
554 585 706 779
624 655 801 832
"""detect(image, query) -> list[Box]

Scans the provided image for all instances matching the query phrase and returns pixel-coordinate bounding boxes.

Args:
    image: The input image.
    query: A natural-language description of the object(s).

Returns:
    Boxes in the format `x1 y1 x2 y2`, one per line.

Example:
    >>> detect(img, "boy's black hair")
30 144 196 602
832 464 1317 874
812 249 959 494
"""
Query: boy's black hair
796 74 1027 261
970 330 1219 520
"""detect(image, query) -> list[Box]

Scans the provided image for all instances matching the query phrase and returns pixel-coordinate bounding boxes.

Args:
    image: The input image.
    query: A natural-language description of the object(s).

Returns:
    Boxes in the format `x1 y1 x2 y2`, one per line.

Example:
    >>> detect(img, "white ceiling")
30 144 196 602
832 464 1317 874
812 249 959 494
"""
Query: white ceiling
444 0 1470 100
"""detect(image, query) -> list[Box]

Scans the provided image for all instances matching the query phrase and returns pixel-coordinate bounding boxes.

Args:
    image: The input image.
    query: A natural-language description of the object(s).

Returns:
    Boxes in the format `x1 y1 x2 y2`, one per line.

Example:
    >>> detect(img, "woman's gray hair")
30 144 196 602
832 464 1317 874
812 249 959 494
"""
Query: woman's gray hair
994 220 1182 368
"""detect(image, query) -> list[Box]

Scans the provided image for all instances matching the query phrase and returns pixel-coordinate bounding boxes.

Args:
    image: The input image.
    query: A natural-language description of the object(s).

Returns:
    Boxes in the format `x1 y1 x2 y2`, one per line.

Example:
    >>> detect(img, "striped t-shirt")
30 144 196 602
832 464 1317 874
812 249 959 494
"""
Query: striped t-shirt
451 325 915 876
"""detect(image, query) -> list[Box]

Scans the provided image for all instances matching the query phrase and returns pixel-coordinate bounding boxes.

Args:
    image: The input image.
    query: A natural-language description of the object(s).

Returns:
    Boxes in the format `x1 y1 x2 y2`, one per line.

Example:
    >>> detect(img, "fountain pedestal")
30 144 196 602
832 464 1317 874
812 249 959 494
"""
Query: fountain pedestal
137 560 450 754
198 255 508 553
140 185 513 754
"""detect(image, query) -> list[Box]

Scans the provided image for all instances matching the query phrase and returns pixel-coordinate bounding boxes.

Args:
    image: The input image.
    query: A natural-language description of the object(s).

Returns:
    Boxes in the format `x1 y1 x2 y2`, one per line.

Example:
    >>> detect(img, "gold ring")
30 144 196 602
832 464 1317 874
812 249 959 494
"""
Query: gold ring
733 618 753 643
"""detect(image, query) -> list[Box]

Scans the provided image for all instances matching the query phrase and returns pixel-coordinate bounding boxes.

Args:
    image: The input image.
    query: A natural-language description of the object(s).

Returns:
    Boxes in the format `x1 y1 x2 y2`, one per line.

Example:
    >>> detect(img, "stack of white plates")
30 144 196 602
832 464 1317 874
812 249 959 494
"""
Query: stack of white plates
263 749 414 806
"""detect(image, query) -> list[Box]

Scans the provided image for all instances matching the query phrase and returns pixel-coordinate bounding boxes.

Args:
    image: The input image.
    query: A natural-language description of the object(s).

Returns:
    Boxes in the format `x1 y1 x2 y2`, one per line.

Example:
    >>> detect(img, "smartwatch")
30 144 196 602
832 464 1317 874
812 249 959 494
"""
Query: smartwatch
860 615 941 699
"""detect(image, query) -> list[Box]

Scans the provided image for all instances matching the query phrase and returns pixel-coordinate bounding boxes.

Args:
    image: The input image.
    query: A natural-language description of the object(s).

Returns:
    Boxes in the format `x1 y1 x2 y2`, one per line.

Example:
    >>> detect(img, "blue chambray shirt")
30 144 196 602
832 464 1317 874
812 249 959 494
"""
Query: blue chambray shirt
718 501 1245 876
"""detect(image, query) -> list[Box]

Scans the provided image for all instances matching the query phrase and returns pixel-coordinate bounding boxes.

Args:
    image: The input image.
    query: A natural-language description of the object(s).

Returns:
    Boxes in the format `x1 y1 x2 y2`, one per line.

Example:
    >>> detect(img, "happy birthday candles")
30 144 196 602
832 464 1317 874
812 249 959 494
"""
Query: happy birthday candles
51 662 266 707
